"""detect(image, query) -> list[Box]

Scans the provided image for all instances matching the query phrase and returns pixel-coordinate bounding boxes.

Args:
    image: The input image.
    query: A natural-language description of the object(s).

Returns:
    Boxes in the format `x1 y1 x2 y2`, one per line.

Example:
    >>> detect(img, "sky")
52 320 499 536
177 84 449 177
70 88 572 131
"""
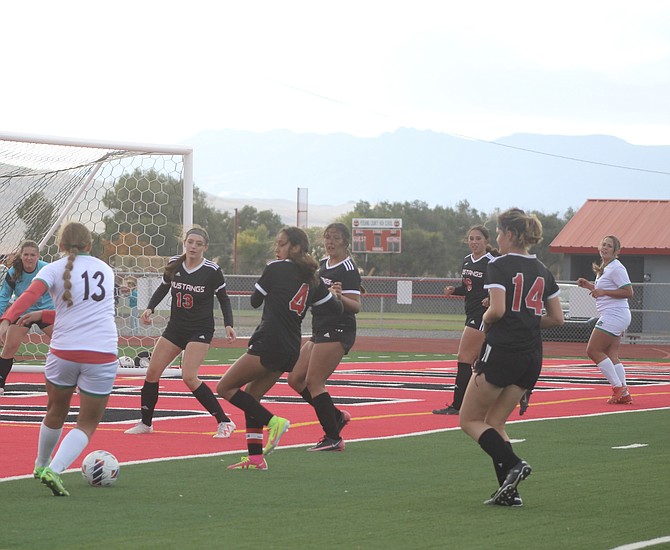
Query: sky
2 1 670 147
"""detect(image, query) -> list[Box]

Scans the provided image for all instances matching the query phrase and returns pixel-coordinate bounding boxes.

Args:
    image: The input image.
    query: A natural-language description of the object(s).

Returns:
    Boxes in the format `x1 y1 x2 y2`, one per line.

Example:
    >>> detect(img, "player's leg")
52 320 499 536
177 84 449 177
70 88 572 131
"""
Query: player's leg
304 341 346 448
125 337 181 433
181 341 236 436
286 339 314 404
0 324 29 393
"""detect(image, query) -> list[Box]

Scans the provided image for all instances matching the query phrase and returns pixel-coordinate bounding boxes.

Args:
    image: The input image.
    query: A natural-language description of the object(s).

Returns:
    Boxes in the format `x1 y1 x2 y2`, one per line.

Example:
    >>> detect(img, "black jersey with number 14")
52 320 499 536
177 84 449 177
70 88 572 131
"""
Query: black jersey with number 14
484 253 560 352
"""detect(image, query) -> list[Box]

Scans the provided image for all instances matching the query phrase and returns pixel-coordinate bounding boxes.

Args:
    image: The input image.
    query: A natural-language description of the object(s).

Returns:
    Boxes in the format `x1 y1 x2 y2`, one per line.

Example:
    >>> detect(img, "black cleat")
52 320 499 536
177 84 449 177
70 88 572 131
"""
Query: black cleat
485 460 532 506
485 489 523 507
307 437 345 452
432 405 459 415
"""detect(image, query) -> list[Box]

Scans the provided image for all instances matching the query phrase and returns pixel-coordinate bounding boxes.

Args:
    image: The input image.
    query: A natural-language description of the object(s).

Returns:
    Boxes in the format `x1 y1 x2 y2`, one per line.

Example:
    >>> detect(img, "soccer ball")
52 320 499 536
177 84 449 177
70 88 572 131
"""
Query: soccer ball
81 450 120 487
134 350 152 368
118 356 135 368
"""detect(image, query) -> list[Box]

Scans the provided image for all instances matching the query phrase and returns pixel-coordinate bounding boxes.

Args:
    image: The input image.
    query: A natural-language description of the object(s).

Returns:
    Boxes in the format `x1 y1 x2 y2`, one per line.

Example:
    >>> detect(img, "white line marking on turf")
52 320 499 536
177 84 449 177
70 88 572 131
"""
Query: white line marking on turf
610 535 670 549
612 443 649 449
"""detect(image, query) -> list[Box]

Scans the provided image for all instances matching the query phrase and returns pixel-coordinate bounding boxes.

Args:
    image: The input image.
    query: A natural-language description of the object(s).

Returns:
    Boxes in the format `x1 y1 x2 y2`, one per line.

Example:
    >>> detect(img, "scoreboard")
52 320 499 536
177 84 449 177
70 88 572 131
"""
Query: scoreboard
351 218 402 254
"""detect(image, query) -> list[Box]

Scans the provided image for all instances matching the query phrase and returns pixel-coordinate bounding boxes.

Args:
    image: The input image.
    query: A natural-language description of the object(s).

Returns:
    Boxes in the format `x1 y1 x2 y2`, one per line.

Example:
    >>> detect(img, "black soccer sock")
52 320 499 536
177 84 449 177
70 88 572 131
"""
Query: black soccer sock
478 428 520 471
245 413 264 457
192 382 230 423
140 381 160 426
452 361 473 409
299 387 314 406
493 442 515 485
0 357 14 388
312 392 340 440
229 389 273 426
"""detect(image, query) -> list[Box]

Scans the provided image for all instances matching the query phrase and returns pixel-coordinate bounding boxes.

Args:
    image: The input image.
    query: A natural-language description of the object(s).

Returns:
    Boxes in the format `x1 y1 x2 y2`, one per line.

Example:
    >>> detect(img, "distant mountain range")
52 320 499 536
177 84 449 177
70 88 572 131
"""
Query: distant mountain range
186 128 670 224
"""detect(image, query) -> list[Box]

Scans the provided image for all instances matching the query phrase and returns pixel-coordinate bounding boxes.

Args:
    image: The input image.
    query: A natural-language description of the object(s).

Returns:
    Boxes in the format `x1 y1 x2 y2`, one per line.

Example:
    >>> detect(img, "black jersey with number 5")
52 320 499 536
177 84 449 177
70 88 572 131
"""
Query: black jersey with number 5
451 252 496 318
484 253 560 351
251 259 337 356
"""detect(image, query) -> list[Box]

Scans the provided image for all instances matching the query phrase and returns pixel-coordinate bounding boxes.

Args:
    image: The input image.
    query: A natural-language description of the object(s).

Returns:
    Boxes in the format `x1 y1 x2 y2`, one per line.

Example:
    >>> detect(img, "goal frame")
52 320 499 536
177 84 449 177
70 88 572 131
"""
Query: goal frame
0 131 194 373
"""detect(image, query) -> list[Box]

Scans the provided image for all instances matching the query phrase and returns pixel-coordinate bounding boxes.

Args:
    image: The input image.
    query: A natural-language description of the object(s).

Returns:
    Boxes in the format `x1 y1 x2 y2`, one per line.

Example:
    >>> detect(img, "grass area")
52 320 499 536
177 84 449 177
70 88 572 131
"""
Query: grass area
2 410 668 549
356 311 465 331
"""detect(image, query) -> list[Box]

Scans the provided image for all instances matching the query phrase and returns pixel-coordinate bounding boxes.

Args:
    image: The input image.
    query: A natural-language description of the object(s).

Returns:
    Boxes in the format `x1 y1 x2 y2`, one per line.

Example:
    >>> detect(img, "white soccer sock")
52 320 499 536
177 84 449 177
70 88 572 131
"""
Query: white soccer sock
613 363 627 387
36 423 63 468
48 428 89 474
597 357 622 387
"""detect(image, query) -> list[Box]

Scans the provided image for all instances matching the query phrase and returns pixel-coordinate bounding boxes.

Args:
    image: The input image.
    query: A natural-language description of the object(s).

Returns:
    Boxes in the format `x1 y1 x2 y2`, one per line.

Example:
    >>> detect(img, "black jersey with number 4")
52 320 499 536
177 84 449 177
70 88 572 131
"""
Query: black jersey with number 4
484 253 560 352
312 256 361 333
251 259 339 357
147 257 233 332
451 252 496 318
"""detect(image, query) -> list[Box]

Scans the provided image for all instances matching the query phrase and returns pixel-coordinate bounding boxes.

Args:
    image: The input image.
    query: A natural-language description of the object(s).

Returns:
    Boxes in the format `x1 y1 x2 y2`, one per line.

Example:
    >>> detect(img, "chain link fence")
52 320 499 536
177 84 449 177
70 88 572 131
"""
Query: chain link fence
118 275 669 346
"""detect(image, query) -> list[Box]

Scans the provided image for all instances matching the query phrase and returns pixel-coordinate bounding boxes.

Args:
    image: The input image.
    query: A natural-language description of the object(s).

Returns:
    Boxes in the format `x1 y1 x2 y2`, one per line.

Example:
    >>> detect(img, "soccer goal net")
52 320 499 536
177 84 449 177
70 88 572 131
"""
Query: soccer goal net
0 132 193 371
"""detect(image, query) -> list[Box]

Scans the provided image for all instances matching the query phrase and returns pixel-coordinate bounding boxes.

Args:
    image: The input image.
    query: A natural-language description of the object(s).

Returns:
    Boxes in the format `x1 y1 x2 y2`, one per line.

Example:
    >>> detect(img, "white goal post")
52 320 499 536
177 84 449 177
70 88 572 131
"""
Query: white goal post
0 131 193 371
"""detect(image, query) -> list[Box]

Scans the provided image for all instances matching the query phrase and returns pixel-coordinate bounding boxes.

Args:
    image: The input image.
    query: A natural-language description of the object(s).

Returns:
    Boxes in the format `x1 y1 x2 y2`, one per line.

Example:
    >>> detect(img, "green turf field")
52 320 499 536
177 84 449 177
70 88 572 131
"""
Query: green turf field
2 410 668 549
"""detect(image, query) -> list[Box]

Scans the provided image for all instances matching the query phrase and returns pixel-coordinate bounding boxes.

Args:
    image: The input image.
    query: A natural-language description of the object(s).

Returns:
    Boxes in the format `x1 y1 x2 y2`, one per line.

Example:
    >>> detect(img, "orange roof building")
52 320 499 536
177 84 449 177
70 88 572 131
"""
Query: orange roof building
549 199 670 256
549 199 669 338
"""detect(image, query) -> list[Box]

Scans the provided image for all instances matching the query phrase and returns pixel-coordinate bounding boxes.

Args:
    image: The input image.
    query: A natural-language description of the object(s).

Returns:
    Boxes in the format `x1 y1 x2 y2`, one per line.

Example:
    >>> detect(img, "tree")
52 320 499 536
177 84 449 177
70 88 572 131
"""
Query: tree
16 191 57 243
193 187 234 269
235 225 274 274
101 168 182 257
330 200 570 277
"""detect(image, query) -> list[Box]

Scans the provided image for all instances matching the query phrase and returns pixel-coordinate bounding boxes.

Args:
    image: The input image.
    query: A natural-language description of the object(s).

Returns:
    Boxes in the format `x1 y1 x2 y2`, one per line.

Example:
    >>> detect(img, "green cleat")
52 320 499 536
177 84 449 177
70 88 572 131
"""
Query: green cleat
40 467 70 496
263 416 290 456
227 455 268 470
33 466 46 479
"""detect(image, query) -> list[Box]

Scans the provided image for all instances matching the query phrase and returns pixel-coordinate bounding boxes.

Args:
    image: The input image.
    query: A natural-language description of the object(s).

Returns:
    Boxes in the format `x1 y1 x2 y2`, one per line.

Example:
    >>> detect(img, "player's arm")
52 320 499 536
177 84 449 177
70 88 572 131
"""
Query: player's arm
215 286 236 341
0 280 48 344
141 281 171 324
330 282 361 314
451 284 466 297
250 282 266 309
0 277 14 316
17 309 56 326
313 281 343 316
541 295 564 329
482 285 505 327
145 281 170 314
0 279 48 324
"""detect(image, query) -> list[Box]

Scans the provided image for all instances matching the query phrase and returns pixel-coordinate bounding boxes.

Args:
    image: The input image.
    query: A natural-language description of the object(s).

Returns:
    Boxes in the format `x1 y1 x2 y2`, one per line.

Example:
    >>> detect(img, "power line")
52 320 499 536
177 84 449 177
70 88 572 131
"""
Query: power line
278 82 670 177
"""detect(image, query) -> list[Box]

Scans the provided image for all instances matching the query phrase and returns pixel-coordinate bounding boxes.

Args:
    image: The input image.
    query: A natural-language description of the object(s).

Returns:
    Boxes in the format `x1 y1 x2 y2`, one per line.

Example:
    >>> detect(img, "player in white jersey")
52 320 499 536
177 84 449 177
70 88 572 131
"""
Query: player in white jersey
0 222 118 496
577 235 634 404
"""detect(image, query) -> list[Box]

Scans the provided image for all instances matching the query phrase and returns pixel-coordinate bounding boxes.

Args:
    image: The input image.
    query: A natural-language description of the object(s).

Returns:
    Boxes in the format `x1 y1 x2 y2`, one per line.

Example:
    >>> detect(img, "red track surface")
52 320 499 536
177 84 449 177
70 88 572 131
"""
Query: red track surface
1 359 669 480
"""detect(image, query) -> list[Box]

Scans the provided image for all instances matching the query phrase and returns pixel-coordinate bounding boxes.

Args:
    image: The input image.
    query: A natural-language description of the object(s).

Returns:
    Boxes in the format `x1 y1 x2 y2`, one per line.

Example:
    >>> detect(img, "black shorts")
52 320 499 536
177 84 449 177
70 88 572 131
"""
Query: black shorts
162 324 214 350
475 343 542 390
247 336 299 373
247 348 299 373
310 327 356 354
464 313 484 331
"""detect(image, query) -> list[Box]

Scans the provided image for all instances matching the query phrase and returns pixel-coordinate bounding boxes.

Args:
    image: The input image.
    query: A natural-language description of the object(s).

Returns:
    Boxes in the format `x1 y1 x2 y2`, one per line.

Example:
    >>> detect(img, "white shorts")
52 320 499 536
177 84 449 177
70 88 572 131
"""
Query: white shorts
44 354 117 396
594 308 631 337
